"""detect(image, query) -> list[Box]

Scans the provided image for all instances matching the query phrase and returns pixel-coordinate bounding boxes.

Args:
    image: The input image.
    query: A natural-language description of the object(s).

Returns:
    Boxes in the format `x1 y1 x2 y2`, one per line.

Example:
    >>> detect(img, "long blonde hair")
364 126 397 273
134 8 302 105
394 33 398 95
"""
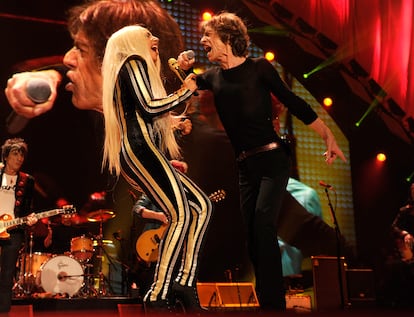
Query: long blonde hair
102 25 180 176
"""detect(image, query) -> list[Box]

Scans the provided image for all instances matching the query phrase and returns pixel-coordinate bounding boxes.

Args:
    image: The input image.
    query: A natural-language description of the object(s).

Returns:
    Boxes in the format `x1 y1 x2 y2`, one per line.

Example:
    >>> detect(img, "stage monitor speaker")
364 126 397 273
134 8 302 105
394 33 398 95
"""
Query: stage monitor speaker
311 256 348 311
346 269 376 307
197 282 259 309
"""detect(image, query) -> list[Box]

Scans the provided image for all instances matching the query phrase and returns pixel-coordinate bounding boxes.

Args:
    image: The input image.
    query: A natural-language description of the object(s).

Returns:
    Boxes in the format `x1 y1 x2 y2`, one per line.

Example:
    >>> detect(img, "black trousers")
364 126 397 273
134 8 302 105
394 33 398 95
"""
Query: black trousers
0 230 24 310
238 148 291 310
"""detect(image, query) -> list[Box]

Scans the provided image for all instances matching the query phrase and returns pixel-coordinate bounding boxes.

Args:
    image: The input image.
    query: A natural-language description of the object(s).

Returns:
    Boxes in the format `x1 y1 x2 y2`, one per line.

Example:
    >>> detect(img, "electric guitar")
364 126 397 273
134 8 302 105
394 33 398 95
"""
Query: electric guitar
0 205 76 239
396 237 414 262
136 190 226 263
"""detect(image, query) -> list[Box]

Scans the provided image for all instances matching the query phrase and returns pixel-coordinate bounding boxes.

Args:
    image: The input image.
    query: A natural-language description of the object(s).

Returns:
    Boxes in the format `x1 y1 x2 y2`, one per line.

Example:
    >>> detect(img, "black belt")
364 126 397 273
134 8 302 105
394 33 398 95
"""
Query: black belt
237 142 279 162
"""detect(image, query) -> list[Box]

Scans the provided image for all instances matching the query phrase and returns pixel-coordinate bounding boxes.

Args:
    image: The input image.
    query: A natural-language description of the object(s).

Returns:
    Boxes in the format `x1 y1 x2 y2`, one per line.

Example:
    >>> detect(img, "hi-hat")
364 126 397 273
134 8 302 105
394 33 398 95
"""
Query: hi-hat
87 209 115 222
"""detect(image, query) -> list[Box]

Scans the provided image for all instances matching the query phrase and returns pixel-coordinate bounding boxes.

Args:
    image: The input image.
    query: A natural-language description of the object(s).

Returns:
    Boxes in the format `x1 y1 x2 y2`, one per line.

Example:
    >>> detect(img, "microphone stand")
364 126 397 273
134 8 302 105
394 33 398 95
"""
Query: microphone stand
323 187 346 310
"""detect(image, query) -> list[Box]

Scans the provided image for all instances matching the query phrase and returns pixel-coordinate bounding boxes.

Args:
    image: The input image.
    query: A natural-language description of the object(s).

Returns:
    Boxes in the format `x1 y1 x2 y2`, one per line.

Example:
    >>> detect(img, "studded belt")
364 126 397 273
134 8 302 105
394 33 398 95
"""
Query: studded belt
236 142 279 162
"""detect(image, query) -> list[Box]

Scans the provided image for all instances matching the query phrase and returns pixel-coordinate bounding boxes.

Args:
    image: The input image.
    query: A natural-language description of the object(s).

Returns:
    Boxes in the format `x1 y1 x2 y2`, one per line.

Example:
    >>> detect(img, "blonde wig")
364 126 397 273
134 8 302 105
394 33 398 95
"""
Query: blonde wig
102 25 180 175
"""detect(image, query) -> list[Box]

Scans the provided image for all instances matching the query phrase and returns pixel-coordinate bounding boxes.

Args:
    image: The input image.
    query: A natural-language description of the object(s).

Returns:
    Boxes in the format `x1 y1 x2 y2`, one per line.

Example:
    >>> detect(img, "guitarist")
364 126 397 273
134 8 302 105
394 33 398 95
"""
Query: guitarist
130 160 187 298
131 191 169 298
391 181 414 262
0 138 37 312
382 181 414 307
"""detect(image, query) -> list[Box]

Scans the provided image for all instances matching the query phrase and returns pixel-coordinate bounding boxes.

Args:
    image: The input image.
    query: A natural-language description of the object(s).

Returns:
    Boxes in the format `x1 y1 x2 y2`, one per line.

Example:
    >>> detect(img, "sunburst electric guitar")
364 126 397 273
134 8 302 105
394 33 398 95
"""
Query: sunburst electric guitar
136 190 226 263
0 205 76 239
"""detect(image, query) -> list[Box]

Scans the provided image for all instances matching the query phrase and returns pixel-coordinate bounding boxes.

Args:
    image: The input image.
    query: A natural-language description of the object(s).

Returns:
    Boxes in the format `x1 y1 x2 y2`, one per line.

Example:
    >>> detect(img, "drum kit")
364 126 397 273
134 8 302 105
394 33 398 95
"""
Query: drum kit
13 209 116 299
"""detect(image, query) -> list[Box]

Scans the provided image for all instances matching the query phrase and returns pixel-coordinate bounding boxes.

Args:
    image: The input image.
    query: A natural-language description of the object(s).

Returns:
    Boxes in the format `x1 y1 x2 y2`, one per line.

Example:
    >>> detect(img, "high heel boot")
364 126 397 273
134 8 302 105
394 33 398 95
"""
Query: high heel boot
171 281 208 314
143 290 174 314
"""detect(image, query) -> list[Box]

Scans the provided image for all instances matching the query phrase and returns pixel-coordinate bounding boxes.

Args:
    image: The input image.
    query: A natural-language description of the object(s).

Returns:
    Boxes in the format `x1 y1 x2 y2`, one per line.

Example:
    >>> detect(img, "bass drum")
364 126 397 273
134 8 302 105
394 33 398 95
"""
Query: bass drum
37 255 83 297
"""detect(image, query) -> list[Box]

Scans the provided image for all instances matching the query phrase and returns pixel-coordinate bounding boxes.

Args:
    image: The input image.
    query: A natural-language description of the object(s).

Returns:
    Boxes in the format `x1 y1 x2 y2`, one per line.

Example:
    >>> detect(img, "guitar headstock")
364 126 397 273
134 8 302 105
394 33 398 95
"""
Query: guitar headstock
209 189 226 203
62 205 77 214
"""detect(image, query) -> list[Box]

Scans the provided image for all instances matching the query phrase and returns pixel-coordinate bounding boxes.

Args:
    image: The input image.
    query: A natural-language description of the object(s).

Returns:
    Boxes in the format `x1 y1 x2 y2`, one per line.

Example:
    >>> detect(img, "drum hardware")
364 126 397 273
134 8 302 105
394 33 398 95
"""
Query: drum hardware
77 263 98 298
13 232 35 296
87 209 116 297
13 232 49 296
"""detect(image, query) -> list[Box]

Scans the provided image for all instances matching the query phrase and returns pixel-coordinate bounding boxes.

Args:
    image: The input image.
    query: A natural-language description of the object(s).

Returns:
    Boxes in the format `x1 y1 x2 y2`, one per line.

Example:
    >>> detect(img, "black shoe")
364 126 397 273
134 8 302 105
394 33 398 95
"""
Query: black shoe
143 299 174 314
172 281 208 314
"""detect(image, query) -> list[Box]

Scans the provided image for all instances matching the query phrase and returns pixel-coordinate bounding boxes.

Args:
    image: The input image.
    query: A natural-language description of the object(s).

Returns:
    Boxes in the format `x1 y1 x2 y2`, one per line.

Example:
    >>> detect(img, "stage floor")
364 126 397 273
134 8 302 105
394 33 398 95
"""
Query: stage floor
5 297 414 317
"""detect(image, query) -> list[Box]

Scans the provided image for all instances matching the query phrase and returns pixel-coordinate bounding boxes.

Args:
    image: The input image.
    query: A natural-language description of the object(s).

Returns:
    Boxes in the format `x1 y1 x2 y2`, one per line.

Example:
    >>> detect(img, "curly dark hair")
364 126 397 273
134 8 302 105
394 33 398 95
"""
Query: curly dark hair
67 0 184 89
200 11 250 57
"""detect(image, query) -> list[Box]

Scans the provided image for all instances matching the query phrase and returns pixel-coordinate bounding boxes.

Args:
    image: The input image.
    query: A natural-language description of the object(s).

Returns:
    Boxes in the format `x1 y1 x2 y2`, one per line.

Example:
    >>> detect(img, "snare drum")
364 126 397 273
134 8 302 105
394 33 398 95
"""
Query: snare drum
71 235 94 261
37 255 83 296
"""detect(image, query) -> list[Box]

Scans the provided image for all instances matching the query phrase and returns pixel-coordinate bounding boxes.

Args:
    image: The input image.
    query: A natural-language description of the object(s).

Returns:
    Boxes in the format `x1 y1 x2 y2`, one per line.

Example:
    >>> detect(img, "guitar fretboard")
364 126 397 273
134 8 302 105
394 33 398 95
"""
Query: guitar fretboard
3 208 74 228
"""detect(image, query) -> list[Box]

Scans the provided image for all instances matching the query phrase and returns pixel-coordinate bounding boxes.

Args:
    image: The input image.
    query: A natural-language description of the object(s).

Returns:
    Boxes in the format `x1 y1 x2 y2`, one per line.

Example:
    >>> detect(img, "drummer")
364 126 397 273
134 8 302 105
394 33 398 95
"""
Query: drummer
31 197 90 256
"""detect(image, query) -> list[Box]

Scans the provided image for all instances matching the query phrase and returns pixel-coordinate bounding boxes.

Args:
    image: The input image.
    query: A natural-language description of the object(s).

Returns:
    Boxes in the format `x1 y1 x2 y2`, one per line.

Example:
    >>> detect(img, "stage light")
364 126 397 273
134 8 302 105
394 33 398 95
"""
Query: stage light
376 152 386 162
202 11 213 21
265 51 275 62
406 171 414 183
323 97 333 107
355 98 380 127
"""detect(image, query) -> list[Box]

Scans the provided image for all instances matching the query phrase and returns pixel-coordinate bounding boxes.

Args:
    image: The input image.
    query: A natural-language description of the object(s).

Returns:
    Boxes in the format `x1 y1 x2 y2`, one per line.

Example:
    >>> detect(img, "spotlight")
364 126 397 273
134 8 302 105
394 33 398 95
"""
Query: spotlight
348 59 369 78
296 17 317 35
406 171 414 183
323 97 333 107
202 10 213 21
376 152 386 162
265 51 275 62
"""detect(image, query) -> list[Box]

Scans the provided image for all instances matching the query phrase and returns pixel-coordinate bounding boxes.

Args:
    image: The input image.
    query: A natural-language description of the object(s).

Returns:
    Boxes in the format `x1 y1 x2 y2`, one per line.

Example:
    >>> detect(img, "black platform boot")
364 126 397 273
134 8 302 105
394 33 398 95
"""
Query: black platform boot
171 281 208 314
143 290 174 314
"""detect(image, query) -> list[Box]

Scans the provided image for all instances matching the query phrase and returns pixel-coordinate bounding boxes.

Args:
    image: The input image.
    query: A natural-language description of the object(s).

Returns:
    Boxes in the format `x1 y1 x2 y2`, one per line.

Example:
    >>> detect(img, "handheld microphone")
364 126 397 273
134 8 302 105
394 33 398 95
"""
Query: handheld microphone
168 58 188 83
168 50 196 83
6 78 52 134
26 78 52 103
168 51 198 96
184 50 195 60
319 181 334 189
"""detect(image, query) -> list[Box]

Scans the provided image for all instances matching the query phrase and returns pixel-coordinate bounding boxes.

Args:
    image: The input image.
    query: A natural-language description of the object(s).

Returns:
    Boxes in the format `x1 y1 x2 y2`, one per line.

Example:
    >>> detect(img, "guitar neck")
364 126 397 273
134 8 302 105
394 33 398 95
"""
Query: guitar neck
4 208 65 228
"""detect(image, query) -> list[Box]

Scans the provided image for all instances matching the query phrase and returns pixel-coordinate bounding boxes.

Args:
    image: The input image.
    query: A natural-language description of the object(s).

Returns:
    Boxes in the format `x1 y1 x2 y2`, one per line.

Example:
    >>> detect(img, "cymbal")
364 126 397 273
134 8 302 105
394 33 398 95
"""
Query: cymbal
92 239 114 247
69 214 89 225
87 209 115 222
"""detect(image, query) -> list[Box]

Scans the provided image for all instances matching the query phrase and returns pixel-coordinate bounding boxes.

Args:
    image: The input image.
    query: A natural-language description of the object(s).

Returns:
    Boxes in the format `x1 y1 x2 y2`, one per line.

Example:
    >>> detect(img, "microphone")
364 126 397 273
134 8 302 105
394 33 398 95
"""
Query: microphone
57 273 67 281
6 78 52 134
184 50 195 60
319 181 334 189
26 78 52 103
168 58 188 83
167 50 195 83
